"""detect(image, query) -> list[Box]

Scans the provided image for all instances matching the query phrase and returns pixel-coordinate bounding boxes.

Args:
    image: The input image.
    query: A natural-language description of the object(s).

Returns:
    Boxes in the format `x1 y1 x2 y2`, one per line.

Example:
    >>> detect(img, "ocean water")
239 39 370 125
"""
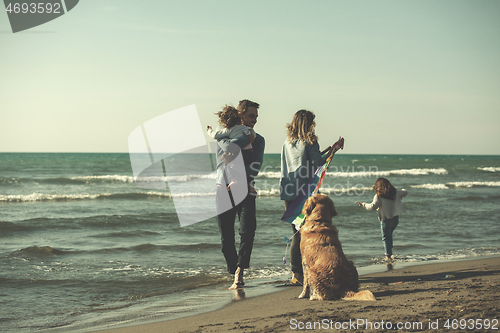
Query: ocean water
1 153 500 332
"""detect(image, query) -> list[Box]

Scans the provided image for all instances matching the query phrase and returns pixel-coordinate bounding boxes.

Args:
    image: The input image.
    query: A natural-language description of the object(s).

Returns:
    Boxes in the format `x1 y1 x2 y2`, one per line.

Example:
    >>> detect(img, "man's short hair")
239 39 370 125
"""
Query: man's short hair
237 99 260 115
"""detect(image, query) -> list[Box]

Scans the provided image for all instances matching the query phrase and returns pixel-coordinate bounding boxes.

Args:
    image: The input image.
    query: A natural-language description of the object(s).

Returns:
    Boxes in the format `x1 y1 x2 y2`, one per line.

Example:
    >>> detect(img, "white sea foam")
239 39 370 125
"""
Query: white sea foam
4 180 497 203
142 191 172 198
447 181 500 188
378 168 448 176
0 191 174 202
170 191 215 198
410 181 500 190
74 168 449 184
410 184 450 190
166 174 217 182
326 167 448 178
477 167 500 172
71 175 136 182
71 174 218 183
257 168 448 179
325 170 378 178
0 193 108 202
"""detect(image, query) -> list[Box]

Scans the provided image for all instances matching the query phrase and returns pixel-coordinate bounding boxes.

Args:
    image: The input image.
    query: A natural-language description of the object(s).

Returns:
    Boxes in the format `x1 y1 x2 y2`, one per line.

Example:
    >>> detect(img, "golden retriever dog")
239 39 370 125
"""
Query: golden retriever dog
298 194 375 301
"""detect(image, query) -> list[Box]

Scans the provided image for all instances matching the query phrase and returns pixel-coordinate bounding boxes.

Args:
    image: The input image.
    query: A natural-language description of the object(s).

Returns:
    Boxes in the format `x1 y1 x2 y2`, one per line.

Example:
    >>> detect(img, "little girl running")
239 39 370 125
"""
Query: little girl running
207 105 255 191
355 177 408 261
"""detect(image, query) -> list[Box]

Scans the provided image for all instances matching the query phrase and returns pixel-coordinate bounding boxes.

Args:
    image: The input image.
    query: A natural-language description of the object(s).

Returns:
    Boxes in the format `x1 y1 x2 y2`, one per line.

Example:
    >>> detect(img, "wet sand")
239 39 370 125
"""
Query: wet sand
97 256 500 332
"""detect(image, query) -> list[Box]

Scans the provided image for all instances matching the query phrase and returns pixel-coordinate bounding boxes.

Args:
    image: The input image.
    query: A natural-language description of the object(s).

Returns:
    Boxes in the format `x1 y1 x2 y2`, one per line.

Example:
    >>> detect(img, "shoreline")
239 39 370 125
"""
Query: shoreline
94 256 500 332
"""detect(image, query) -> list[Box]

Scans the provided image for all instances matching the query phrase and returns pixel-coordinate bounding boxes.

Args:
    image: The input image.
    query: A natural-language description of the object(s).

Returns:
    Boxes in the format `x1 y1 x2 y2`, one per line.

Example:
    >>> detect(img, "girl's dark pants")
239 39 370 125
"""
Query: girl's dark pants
285 200 303 275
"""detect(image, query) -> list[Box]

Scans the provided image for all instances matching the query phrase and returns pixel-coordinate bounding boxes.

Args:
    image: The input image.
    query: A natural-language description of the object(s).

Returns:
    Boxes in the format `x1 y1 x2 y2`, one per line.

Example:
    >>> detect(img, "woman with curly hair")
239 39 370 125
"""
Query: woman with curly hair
279 109 340 284
356 177 408 261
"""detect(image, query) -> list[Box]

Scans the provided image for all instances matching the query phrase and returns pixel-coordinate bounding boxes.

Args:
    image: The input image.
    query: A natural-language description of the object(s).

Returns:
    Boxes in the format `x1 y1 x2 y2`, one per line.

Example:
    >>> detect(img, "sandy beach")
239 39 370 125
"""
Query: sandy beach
96 256 500 333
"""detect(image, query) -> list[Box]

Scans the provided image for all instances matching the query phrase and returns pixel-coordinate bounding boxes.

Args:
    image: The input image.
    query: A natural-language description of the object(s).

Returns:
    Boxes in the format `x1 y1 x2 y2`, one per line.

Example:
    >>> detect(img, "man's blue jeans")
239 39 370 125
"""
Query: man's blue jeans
380 216 399 257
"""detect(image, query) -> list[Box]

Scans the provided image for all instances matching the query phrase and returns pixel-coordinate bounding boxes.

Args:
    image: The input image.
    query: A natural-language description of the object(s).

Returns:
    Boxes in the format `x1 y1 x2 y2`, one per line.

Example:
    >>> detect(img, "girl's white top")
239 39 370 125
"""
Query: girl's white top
362 189 408 221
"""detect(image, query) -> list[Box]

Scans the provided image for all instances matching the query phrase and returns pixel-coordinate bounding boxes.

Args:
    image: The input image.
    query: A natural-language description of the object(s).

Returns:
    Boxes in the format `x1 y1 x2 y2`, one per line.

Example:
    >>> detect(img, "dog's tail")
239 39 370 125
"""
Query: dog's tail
342 290 376 301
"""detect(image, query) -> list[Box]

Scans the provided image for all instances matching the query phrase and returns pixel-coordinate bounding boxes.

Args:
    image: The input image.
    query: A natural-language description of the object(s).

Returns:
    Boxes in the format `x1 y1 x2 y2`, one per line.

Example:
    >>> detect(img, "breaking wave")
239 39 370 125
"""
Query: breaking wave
257 168 448 179
411 181 500 190
0 192 173 202
477 167 500 172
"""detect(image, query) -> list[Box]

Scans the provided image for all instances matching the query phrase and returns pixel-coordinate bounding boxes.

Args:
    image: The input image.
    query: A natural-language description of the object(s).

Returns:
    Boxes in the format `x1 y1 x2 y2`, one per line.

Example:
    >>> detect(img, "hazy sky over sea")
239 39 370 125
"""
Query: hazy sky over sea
1 1 499 154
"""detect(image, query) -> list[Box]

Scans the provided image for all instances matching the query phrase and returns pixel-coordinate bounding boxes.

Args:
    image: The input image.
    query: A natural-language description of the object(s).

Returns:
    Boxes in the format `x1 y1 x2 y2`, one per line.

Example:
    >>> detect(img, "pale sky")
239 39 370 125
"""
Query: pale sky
1 0 499 154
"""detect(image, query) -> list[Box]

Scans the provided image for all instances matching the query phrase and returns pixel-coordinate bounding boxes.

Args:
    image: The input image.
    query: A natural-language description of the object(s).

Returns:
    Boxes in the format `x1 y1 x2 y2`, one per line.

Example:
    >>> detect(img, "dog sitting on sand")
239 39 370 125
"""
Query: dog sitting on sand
298 194 375 301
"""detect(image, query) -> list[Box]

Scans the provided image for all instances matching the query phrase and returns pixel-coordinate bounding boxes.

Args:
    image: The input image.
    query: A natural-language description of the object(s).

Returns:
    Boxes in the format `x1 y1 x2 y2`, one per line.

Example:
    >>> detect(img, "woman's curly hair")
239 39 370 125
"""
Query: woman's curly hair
286 109 318 145
216 105 241 129
373 177 397 200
